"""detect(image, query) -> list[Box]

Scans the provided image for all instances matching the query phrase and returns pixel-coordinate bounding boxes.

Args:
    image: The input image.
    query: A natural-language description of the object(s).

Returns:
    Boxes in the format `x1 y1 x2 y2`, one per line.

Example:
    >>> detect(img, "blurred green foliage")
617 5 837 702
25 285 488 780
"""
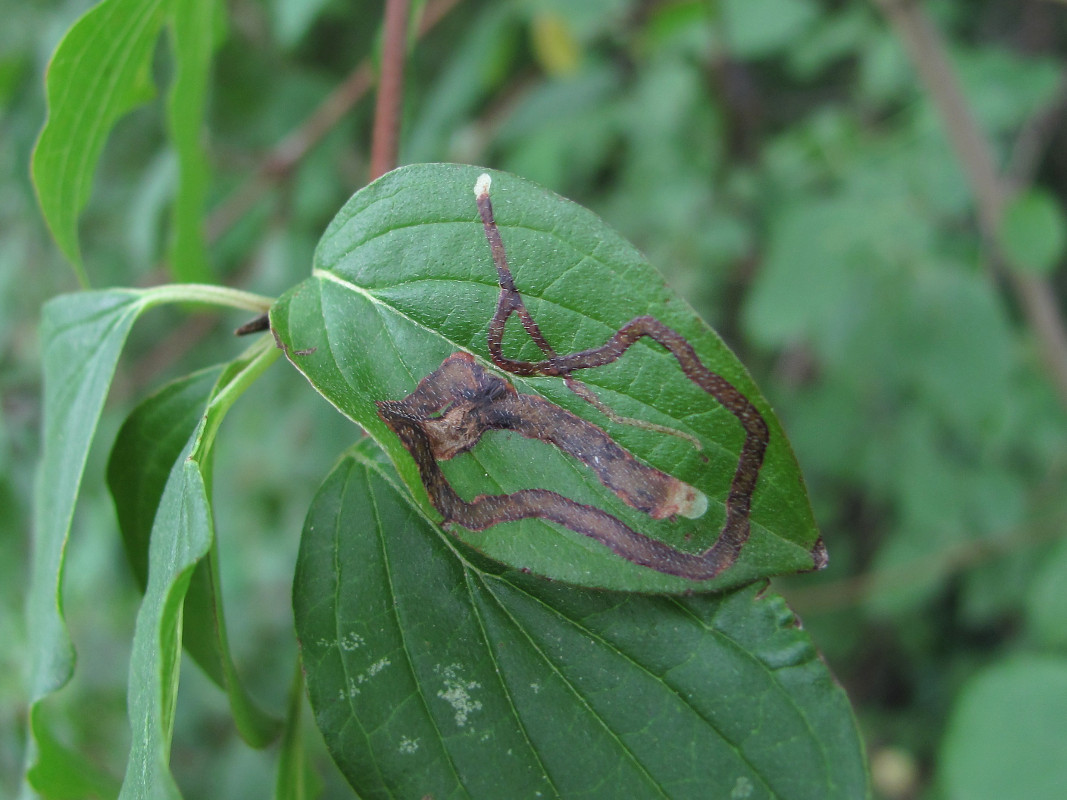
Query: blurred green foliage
6 0 1067 797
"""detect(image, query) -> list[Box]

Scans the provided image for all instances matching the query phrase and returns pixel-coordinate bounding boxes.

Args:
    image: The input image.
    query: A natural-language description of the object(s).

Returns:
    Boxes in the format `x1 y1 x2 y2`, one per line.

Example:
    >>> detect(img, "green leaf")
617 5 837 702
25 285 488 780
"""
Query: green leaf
108 367 222 589
30 289 146 719
720 0 819 59
27 283 271 786
166 0 225 282
120 337 280 798
25 704 122 800
941 656 1067 800
108 366 282 748
274 663 321 800
32 0 169 280
33 0 224 283
1026 539 1067 648
294 441 869 799
997 188 1067 275
271 163 822 593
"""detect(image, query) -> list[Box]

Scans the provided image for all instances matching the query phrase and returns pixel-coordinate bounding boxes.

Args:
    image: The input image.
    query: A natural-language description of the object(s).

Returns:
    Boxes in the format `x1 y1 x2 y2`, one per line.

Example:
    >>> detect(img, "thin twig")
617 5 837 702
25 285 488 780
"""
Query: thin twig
369 0 411 181
874 0 1067 409
204 0 462 243
781 514 1066 615
132 0 463 392
1006 71 1067 187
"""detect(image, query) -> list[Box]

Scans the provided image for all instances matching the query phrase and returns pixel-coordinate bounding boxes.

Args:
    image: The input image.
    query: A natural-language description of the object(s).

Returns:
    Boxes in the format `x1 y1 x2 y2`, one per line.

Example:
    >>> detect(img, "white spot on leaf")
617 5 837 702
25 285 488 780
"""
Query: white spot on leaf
339 632 365 651
435 663 483 727
731 776 753 798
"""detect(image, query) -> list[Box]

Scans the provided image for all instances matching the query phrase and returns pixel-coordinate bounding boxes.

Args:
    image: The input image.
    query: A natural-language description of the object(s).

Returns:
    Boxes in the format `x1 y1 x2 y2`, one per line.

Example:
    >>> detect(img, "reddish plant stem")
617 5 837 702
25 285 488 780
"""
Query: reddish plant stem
204 0 462 243
369 0 411 181
875 0 1067 409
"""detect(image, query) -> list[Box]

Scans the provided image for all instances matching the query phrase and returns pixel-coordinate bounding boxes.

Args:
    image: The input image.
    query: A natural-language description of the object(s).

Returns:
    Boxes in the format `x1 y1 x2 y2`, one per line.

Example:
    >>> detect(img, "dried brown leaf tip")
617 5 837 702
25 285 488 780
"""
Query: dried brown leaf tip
376 174 776 580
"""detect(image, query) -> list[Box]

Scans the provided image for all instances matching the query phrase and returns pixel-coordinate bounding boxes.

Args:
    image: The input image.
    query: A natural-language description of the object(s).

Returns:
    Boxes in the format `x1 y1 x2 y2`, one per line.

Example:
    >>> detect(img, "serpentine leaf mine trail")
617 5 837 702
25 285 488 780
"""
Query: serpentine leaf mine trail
373 174 794 580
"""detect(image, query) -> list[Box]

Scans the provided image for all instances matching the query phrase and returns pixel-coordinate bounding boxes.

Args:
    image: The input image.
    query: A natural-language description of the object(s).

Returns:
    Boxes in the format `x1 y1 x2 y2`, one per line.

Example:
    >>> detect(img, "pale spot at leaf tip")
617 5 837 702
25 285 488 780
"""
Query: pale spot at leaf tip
474 173 492 197
681 488 708 520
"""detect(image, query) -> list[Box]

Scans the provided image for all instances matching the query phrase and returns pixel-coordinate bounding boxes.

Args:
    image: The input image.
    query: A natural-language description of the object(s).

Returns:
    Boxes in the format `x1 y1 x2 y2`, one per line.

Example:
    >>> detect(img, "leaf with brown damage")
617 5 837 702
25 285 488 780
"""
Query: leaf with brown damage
270 163 823 593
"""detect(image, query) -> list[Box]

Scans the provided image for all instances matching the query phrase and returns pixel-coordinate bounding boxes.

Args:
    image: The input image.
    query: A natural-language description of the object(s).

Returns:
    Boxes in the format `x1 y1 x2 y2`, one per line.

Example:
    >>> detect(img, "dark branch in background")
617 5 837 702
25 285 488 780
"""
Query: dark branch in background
785 508 1067 614
133 0 462 387
874 0 1067 409
369 0 411 181
205 0 461 243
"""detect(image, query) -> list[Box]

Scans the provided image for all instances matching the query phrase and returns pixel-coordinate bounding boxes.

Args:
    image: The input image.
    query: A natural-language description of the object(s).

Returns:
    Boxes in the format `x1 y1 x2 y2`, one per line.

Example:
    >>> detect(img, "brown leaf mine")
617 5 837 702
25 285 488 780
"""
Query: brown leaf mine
378 352 706 520
374 174 789 580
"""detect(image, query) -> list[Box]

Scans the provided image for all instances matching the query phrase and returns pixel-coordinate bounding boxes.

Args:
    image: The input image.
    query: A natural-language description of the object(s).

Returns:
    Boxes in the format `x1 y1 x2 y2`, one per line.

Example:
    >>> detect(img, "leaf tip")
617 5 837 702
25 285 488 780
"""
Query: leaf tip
474 173 491 198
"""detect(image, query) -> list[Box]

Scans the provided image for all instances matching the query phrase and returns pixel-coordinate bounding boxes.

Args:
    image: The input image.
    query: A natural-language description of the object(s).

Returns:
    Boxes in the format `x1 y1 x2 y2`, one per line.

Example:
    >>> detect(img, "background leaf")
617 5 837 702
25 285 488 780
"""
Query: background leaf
108 366 282 748
271 163 822 593
940 656 1067 800
166 0 225 282
31 0 168 279
997 188 1067 276
294 440 868 799
108 367 222 590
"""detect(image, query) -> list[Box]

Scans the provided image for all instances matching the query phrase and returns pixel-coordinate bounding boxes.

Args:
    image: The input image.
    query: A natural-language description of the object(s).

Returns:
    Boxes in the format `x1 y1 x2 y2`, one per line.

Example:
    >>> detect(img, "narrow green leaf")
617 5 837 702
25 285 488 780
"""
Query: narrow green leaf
121 431 209 800
166 0 225 282
272 163 823 593
273 662 321 800
30 289 145 713
120 337 280 798
32 0 169 278
108 366 282 748
27 289 151 795
997 188 1067 275
294 441 869 799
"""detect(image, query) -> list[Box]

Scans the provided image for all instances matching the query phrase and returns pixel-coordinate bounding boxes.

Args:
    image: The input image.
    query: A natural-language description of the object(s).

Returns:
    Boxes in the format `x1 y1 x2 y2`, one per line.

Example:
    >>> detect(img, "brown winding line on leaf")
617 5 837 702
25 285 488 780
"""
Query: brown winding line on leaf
373 174 828 580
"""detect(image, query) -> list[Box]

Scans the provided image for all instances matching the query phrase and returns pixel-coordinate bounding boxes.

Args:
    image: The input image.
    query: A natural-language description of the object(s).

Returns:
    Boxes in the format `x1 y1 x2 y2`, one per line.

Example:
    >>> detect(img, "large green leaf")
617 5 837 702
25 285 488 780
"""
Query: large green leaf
120 336 280 798
271 163 822 593
107 366 282 748
294 440 868 799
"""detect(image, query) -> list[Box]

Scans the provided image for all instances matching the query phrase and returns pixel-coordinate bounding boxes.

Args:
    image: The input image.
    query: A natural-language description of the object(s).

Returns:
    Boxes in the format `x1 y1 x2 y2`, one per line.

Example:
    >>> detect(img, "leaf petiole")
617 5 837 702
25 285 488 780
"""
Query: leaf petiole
196 335 281 462
141 282 274 313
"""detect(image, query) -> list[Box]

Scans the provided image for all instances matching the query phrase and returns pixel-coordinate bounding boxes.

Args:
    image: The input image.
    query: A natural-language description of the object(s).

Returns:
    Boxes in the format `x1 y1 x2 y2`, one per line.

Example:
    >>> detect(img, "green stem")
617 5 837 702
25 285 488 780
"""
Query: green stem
143 283 275 313
196 336 281 461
